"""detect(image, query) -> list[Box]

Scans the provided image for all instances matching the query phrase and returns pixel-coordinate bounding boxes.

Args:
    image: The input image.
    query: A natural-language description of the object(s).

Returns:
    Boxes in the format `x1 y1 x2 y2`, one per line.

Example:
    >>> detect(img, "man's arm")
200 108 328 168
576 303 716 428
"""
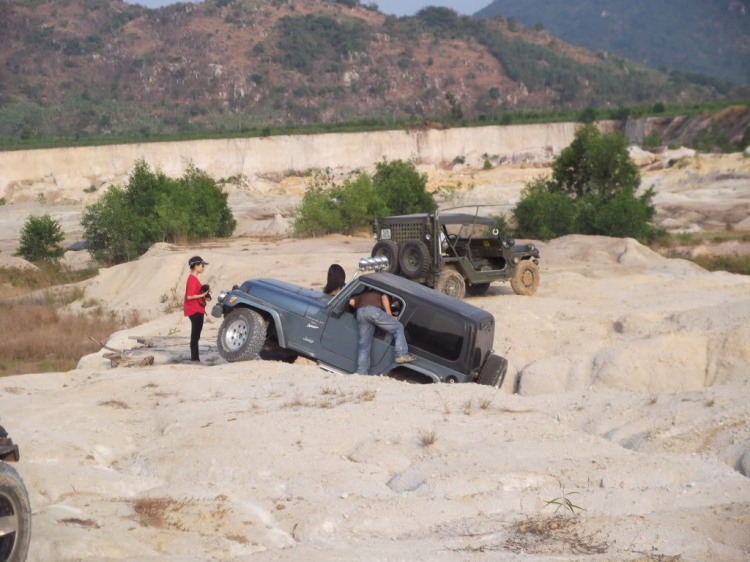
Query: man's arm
381 293 394 317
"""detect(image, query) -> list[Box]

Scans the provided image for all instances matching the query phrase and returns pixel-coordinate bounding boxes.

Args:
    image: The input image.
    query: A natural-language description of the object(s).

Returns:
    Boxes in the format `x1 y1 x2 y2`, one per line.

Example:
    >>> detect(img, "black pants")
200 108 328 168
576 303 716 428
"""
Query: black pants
189 313 204 361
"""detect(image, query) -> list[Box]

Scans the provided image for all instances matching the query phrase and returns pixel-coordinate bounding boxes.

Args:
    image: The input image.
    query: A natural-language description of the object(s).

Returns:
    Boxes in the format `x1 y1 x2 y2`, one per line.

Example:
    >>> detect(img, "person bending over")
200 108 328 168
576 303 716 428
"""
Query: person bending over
349 290 415 374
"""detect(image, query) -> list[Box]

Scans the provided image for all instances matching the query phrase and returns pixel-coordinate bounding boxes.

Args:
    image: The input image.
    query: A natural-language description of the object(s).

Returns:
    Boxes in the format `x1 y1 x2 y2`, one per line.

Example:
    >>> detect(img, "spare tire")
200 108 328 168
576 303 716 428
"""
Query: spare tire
398 239 432 278
477 354 509 388
371 240 400 274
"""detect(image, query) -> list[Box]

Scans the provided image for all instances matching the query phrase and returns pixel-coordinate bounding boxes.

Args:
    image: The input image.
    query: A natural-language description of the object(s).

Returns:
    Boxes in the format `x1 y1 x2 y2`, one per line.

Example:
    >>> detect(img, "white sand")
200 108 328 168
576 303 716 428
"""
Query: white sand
2 234 749 561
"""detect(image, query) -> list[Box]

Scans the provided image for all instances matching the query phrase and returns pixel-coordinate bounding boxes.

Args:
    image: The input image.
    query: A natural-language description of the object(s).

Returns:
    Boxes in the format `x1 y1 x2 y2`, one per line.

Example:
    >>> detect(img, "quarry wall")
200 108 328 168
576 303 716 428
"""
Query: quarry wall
0 121 616 202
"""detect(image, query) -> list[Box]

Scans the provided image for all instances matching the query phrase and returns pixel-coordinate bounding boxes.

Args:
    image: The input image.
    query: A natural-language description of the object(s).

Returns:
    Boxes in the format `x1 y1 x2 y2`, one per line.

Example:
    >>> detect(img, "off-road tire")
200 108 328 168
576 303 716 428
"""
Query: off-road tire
477 354 509 388
510 260 540 296
434 269 466 300
466 283 491 296
217 308 267 362
371 240 400 274
0 462 32 562
399 239 432 279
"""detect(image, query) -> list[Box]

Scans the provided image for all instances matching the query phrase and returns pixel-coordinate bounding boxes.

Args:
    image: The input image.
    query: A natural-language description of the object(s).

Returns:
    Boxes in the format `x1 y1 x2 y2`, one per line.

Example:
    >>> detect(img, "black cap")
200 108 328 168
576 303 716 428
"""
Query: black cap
189 256 208 268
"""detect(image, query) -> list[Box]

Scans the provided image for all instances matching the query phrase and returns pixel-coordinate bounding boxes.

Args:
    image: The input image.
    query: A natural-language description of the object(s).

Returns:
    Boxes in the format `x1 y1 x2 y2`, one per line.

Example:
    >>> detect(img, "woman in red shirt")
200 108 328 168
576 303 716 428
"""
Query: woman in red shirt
184 256 210 364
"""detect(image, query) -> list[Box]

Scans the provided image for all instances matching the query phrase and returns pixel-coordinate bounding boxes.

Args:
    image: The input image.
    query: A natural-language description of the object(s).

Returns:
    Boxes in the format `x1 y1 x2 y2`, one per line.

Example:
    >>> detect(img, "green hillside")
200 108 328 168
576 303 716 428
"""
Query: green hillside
475 0 750 86
0 0 739 145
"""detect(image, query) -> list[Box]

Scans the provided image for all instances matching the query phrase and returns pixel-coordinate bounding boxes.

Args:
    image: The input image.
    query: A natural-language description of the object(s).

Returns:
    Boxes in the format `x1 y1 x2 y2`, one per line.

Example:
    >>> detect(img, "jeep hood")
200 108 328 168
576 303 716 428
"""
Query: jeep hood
244 278 330 317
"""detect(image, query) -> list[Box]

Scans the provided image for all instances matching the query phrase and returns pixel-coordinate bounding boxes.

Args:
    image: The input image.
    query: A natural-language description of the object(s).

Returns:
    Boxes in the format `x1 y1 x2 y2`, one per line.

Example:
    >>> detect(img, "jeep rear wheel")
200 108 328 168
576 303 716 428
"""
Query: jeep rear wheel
477 354 509 388
217 308 267 362
0 462 32 562
371 240 400 274
435 269 466 299
398 239 432 278
511 260 539 296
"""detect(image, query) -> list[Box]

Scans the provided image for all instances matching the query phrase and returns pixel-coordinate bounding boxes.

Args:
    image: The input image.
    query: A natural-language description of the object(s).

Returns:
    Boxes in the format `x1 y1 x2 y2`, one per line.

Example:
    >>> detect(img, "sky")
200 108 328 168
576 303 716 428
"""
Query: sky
123 0 491 17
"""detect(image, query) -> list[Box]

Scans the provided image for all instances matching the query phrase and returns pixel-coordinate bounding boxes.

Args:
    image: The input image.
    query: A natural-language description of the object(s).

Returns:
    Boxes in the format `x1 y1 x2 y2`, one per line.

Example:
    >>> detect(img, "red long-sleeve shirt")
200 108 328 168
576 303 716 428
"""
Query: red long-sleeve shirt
184 274 205 316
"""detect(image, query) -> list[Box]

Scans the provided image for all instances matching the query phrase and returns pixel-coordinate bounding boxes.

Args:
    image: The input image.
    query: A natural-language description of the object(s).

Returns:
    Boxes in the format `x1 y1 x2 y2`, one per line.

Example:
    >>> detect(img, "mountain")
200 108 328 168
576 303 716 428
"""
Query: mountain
475 0 750 86
0 0 735 140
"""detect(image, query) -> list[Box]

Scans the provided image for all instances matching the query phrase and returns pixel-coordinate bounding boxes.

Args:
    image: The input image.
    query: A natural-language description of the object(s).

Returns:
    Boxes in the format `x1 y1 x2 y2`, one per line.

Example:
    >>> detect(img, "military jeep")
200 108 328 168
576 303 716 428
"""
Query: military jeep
212 257 509 387
371 207 540 299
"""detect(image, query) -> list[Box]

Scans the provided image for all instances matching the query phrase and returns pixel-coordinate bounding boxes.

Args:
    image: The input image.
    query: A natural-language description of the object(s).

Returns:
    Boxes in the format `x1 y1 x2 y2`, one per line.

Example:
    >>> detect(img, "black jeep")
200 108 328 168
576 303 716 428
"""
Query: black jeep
371 207 540 299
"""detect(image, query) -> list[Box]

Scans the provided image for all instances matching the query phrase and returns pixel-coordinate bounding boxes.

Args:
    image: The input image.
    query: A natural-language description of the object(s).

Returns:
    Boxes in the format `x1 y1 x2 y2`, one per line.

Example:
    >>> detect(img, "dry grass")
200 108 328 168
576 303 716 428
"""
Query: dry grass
98 400 130 409
502 515 607 555
0 298 123 376
418 429 438 447
281 387 377 409
160 288 182 313
131 497 192 530
479 395 496 410
0 264 98 295
58 517 100 528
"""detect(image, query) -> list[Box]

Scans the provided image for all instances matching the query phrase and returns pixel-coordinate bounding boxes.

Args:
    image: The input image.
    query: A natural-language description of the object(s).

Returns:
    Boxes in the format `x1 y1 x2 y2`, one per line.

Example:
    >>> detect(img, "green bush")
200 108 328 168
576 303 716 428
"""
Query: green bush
513 180 579 240
513 125 658 242
483 158 492 170
81 160 236 264
372 159 436 216
292 159 436 237
642 130 661 150
14 214 66 263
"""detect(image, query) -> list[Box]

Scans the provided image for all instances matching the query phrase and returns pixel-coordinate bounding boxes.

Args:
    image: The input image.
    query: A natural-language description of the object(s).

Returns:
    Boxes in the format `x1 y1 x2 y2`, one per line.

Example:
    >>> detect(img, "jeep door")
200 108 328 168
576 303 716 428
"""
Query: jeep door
319 282 396 373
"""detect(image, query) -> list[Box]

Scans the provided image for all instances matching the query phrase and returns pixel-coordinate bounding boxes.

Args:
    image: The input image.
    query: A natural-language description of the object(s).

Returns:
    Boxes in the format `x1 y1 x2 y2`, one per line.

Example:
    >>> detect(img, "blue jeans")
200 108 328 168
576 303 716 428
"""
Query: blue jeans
356 306 409 374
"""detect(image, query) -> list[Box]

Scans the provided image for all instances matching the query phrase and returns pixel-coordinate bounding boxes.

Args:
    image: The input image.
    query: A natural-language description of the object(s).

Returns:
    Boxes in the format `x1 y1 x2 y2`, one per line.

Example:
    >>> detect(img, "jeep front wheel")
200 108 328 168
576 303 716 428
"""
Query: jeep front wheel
371 240 400 274
0 462 32 562
399 239 432 278
435 269 466 299
217 308 267 362
477 354 509 388
511 260 539 296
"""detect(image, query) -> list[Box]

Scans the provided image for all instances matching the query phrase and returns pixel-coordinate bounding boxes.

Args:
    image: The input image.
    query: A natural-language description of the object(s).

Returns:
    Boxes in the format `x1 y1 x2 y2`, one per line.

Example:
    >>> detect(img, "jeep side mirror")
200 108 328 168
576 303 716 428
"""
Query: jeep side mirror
330 300 347 319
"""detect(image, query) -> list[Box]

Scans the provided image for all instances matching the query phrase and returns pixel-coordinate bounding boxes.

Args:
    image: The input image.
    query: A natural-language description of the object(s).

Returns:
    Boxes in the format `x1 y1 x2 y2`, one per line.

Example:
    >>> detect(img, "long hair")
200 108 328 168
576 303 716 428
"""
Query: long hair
323 264 346 295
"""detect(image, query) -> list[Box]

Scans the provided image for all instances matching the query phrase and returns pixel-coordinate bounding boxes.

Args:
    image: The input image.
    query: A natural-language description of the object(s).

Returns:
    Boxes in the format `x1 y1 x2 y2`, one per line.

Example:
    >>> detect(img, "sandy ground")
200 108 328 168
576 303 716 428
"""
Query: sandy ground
2 232 749 561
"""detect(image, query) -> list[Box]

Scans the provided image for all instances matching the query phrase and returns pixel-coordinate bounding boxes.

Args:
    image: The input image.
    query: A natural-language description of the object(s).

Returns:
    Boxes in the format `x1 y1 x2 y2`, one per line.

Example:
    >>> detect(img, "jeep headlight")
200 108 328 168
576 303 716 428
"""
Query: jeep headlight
217 291 227 305
513 257 519 265
359 255 390 272
527 244 535 252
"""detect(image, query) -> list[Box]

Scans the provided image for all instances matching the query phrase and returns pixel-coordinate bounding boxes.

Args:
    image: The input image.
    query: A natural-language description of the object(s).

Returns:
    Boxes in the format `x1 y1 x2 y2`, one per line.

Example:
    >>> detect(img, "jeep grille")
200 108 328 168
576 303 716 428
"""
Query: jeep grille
384 222 425 244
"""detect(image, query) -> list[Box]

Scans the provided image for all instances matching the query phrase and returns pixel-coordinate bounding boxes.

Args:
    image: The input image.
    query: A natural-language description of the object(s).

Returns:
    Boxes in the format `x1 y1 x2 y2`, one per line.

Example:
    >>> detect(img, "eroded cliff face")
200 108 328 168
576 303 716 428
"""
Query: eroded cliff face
0 121 590 203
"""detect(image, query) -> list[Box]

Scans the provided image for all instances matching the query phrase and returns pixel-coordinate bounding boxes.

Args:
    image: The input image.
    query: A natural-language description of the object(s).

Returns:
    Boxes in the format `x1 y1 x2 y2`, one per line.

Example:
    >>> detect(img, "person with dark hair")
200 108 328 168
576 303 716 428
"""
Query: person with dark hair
349 290 416 374
323 263 346 296
184 256 210 364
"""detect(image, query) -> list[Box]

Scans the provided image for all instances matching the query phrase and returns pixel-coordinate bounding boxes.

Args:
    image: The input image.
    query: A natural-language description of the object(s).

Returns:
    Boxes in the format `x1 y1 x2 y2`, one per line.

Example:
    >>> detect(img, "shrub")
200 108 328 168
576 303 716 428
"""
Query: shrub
372 159 436 216
551 124 640 198
513 125 658 242
483 158 493 170
14 214 66 263
81 160 235 264
513 180 579 240
292 160 435 237
642 130 661 150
